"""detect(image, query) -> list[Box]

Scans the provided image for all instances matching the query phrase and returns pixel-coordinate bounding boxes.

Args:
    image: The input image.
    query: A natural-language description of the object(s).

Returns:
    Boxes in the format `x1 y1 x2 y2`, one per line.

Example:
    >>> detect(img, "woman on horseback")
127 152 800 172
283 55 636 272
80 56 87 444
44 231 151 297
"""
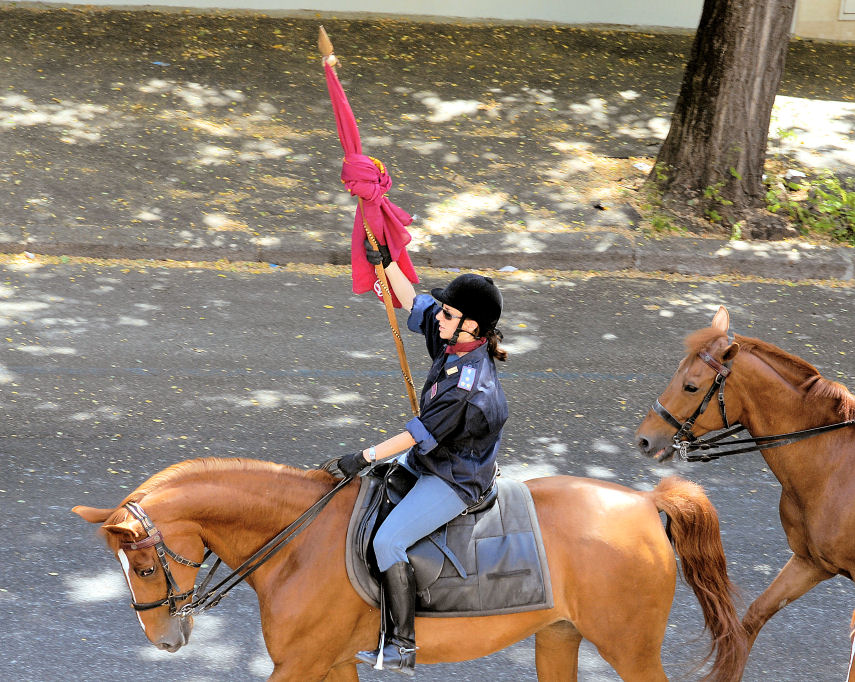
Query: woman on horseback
336 245 509 676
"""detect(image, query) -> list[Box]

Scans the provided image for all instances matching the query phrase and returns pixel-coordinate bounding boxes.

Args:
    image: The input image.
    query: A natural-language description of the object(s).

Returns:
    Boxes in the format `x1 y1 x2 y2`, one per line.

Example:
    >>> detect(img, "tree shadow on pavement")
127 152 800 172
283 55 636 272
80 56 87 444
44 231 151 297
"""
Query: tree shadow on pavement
1 9 853 254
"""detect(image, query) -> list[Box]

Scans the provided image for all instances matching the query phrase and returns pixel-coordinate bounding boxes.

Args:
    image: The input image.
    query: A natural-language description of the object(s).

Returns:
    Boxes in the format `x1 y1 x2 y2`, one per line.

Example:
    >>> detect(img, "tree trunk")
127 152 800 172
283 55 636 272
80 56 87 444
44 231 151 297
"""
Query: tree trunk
651 0 797 232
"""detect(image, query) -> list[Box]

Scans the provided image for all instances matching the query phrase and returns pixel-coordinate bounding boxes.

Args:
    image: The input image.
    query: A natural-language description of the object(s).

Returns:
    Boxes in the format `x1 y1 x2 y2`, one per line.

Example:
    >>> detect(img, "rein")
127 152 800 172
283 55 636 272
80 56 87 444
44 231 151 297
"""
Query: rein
679 420 855 462
655 350 855 462
120 474 353 619
120 501 208 615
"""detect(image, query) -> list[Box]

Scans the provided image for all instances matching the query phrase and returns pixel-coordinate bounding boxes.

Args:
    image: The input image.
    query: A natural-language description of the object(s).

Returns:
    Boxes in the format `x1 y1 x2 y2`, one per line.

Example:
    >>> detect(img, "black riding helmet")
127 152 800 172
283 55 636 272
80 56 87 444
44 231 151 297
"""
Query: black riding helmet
431 274 503 337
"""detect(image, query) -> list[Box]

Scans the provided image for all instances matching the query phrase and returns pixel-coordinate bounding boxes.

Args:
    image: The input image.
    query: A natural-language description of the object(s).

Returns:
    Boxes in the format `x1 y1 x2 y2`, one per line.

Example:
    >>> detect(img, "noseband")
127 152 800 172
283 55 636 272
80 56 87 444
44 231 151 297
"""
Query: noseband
652 350 736 461
653 349 855 462
113 473 353 621
119 501 207 617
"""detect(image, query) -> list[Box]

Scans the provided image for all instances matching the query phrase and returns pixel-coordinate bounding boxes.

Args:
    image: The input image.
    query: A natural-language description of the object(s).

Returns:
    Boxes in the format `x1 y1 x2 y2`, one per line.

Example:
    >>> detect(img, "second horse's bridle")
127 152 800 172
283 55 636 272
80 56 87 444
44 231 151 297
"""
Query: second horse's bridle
652 348 855 462
653 350 737 460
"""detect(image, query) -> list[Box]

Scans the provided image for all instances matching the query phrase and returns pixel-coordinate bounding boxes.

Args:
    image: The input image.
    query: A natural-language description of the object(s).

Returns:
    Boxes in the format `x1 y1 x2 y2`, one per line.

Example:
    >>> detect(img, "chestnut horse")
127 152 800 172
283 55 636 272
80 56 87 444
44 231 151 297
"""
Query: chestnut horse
73 459 746 681
635 305 855 678
850 610 855 680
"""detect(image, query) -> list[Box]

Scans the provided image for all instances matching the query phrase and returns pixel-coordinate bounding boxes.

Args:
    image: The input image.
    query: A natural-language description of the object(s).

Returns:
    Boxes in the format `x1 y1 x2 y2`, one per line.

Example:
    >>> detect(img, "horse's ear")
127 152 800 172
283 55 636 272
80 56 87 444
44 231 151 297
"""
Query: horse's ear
711 306 730 332
722 342 740 363
72 505 114 524
101 519 144 540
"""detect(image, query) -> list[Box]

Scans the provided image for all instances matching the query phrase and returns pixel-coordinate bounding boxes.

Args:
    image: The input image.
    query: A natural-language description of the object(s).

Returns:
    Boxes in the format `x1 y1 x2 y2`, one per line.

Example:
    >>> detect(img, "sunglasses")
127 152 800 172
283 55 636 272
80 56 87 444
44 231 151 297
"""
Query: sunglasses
440 306 463 321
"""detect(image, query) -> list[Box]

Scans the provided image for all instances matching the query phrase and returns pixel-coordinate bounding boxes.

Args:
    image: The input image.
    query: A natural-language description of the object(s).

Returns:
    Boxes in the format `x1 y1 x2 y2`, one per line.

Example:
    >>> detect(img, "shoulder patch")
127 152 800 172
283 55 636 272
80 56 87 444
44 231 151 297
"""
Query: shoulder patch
457 365 477 391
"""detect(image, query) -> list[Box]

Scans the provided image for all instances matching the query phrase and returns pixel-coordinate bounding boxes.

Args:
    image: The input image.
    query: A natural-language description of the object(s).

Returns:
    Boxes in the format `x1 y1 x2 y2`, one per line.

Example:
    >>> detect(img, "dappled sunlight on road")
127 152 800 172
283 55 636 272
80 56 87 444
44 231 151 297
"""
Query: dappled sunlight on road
645 295 745 319
1 269 76 382
418 94 482 123
771 95 855 170
64 569 126 603
0 91 113 143
136 78 246 109
501 460 559 480
417 189 513 238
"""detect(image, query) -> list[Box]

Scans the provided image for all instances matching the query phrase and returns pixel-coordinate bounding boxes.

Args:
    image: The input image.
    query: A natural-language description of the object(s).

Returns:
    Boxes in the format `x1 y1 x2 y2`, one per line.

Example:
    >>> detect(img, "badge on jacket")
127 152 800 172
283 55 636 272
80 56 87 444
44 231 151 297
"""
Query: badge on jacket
457 366 476 391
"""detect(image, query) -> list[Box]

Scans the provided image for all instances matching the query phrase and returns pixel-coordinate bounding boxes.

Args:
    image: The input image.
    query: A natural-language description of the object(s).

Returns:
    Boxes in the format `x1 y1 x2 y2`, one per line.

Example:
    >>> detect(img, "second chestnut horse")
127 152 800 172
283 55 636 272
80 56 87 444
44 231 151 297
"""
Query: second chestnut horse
636 305 855 678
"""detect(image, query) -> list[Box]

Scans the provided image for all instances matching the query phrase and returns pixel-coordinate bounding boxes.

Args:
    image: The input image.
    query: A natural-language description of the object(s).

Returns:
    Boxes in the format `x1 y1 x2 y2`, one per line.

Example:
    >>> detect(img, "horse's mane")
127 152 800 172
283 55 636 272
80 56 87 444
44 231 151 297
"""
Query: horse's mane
685 327 855 421
115 458 336 511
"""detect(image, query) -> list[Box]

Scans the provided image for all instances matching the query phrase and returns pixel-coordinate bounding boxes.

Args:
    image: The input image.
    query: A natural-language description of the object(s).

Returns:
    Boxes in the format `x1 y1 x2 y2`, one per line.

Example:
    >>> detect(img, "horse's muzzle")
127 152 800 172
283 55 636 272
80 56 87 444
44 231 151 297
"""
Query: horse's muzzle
634 432 672 462
154 616 193 653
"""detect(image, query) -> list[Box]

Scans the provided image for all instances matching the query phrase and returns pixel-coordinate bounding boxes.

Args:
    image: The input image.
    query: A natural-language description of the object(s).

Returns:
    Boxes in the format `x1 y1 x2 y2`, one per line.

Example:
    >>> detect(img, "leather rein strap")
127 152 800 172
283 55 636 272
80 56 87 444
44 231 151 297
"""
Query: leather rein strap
118 475 353 619
173 474 353 618
656 350 855 462
682 419 855 462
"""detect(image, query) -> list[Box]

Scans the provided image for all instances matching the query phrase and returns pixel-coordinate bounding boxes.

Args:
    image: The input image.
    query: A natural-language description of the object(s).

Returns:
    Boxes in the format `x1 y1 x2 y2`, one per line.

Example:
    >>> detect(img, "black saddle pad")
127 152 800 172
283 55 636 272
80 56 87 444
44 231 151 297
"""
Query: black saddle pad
345 464 553 618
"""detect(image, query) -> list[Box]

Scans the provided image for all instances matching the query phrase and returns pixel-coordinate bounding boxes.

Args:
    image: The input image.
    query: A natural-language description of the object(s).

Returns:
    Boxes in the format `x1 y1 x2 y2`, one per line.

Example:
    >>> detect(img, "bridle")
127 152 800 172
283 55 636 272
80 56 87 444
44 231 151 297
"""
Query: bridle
116 473 352 620
653 348 855 462
653 350 737 461
119 501 209 617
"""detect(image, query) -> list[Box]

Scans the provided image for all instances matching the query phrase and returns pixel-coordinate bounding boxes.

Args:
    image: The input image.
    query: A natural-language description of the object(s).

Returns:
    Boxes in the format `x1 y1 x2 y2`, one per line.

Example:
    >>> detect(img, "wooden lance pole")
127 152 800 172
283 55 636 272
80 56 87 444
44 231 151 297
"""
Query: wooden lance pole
319 26 420 416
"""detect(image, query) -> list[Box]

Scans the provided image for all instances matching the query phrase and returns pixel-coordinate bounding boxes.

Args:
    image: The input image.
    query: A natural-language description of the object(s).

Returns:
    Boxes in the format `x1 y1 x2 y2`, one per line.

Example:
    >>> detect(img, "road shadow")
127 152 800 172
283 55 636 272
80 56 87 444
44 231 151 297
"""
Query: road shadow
1 9 853 251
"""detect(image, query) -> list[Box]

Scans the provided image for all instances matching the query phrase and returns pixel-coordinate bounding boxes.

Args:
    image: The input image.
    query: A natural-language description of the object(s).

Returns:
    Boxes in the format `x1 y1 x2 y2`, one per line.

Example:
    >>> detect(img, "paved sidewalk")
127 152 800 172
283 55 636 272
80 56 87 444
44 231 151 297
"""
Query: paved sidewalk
0 7 853 281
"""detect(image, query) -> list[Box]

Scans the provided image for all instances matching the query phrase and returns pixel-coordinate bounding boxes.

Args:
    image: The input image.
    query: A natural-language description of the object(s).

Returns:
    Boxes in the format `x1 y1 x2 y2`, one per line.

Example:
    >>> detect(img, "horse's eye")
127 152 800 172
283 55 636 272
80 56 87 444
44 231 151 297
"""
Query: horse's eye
684 384 699 393
137 566 156 578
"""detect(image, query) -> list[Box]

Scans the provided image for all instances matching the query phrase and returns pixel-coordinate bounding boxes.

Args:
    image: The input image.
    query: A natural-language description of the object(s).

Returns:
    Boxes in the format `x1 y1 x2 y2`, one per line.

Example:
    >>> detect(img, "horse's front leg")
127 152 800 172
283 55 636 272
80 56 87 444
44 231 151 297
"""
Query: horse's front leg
743 554 832 650
324 662 360 682
535 621 582 681
848 610 855 682
269 660 359 682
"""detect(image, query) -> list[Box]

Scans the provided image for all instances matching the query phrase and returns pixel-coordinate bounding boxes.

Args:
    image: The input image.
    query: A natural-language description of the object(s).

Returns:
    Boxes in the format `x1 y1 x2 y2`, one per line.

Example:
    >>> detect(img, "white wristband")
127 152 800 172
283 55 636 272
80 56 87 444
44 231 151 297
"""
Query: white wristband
367 446 377 462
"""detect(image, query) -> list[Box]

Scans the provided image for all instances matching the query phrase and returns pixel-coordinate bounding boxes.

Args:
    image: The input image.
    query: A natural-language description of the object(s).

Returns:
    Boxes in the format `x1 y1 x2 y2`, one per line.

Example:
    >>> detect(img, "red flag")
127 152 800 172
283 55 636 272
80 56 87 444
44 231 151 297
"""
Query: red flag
323 62 419 307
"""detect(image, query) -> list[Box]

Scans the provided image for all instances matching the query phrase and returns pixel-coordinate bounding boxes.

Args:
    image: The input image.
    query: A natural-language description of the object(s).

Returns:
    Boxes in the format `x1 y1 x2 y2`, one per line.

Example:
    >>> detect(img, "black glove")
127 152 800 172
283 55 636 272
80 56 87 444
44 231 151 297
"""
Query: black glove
338 451 370 477
364 239 392 268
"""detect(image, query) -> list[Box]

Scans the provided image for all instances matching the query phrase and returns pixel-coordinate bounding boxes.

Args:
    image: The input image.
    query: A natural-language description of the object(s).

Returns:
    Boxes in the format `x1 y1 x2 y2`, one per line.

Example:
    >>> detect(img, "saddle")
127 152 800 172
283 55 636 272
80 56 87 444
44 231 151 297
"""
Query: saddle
345 462 553 618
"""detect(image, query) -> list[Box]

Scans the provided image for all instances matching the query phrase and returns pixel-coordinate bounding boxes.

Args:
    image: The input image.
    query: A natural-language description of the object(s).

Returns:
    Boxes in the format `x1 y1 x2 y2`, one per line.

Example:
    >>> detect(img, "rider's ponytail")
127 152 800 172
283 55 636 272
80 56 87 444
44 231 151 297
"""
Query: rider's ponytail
485 328 508 362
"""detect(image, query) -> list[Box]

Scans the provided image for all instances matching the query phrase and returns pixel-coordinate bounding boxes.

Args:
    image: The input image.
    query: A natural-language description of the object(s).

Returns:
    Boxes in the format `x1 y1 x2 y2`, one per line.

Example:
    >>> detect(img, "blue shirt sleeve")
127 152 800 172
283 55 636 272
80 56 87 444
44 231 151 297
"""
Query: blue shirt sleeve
405 416 438 453
407 294 436 334
405 385 471 454
407 294 444 359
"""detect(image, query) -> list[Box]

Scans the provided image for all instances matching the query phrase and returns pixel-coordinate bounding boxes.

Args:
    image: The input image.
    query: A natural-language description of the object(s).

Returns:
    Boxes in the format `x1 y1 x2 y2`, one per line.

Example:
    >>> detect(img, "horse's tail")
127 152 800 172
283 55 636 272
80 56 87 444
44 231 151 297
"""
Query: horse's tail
651 476 748 682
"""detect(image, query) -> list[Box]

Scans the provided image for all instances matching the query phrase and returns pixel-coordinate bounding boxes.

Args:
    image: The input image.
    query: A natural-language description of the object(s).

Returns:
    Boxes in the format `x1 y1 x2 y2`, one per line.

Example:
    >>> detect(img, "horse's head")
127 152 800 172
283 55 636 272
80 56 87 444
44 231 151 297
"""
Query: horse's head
72 501 205 652
635 305 741 461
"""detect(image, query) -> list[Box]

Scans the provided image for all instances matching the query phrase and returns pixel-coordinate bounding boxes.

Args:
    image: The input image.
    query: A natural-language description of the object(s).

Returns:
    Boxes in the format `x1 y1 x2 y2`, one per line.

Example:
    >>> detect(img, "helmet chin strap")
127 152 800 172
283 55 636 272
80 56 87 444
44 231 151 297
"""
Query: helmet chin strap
449 318 480 345
449 317 466 345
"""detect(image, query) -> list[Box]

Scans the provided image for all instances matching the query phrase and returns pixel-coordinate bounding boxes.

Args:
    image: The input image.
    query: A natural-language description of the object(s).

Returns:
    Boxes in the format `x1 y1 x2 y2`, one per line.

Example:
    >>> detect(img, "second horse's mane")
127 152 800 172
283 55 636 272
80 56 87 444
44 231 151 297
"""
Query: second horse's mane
685 327 855 421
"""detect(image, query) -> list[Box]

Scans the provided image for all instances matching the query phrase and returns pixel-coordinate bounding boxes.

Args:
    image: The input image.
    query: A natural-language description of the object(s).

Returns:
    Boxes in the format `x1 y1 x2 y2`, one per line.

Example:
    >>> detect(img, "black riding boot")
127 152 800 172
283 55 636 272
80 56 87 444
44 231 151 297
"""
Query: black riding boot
356 561 417 676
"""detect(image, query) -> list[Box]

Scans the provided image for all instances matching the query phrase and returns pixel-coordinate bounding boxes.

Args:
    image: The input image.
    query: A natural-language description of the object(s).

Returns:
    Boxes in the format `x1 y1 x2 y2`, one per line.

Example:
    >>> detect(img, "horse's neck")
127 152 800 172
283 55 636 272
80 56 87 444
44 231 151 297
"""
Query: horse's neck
736 352 817 429
737 352 852 486
156 468 334 568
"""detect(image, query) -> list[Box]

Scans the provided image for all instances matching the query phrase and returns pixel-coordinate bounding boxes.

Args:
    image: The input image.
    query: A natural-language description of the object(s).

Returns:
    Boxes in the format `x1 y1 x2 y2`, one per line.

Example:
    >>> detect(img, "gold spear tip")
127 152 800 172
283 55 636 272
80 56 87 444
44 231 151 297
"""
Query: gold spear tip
318 26 337 66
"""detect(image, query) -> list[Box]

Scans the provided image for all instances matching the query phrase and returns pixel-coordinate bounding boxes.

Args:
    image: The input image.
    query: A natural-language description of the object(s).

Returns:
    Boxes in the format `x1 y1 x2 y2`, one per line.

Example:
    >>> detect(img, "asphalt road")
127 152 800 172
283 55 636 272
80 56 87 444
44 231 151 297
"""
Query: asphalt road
2 262 853 681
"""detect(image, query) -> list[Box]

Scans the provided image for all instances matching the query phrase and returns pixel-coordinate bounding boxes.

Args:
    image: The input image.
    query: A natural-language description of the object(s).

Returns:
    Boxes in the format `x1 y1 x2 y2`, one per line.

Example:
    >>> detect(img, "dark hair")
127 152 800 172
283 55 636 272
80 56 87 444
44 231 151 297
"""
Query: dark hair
485 328 508 362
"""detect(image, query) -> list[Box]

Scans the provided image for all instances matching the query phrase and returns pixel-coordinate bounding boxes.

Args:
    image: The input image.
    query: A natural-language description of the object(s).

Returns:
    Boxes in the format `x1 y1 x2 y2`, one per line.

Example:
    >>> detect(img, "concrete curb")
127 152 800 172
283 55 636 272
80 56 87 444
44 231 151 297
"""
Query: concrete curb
633 236 855 281
3 227 853 282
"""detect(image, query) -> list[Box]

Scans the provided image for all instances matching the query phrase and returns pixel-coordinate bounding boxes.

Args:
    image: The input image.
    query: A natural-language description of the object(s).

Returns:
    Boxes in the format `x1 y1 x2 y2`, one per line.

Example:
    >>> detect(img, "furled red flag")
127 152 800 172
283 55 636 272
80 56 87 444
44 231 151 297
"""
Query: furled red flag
323 62 419 308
